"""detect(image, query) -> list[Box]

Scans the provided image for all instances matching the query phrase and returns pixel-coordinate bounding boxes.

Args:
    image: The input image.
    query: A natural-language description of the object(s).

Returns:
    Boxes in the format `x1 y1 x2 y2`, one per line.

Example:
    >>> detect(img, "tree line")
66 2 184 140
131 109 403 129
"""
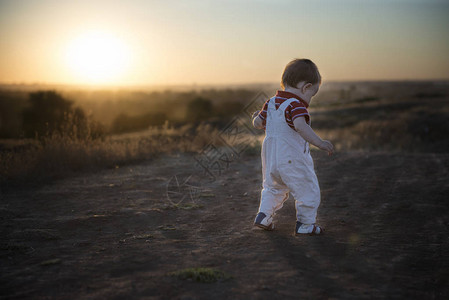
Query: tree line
0 90 249 138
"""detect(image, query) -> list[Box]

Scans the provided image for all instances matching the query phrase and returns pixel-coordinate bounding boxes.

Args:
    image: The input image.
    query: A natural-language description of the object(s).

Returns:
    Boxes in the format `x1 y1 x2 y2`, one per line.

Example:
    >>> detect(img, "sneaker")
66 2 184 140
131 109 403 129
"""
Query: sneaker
254 212 274 230
295 221 324 235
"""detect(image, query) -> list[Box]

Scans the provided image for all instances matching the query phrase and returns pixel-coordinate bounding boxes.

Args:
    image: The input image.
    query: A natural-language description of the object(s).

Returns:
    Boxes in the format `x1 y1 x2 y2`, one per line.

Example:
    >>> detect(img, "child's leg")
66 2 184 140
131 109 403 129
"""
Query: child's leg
254 185 289 230
258 186 289 219
281 157 321 225
256 139 290 225
291 172 320 225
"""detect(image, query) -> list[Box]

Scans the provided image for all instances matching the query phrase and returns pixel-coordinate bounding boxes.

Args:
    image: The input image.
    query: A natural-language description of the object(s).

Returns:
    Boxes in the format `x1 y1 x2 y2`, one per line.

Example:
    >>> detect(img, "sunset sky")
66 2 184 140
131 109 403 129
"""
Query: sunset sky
0 0 448 86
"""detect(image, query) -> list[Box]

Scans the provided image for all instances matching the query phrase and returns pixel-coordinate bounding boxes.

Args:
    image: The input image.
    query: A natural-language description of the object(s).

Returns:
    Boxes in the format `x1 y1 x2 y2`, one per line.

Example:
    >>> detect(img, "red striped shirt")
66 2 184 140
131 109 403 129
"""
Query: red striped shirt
257 91 310 130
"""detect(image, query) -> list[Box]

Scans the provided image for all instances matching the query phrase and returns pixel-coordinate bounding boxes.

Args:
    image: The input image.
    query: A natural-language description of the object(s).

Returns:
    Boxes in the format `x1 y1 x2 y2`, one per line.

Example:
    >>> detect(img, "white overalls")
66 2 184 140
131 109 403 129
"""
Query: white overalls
258 97 321 225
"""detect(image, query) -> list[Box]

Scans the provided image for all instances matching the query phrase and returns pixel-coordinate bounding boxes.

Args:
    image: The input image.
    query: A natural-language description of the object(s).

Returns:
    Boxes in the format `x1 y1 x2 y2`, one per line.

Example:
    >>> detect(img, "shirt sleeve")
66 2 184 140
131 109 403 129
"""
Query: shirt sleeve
257 99 269 129
288 100 310 124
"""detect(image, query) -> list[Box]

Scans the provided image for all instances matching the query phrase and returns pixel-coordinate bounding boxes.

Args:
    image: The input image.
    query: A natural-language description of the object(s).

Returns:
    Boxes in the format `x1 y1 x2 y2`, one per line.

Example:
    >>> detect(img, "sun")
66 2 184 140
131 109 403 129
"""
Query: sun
65 30 131 85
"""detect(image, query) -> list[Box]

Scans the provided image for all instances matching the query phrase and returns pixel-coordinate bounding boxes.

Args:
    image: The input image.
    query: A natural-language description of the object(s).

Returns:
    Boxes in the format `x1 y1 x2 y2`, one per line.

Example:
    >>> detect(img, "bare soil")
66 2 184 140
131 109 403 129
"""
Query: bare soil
1 150 449 299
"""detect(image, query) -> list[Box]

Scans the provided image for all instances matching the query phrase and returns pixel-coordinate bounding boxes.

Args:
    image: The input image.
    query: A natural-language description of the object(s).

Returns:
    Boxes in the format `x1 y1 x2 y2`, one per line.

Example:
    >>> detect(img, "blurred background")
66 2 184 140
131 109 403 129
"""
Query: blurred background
1 0 449 182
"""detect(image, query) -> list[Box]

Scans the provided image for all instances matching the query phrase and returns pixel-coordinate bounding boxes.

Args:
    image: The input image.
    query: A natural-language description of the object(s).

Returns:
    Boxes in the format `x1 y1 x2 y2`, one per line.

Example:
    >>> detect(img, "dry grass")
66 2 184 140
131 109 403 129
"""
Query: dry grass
313 97 449 153
2 91 448 185
0 122 224 184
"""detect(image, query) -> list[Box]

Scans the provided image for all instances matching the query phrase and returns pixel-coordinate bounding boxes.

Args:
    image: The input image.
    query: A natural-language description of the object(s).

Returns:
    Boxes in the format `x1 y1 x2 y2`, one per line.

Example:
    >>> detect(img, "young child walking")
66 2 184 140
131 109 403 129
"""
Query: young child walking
252 58 333 235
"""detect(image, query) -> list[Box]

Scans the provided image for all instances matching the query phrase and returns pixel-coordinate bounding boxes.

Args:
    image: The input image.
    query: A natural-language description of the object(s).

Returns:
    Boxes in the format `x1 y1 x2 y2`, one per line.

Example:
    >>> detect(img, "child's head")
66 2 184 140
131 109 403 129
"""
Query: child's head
281 58 321 90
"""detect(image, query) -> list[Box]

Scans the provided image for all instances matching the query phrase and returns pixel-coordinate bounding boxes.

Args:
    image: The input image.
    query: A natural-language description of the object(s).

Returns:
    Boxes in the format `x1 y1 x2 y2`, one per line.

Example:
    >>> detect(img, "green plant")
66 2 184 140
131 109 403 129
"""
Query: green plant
169 267 232 283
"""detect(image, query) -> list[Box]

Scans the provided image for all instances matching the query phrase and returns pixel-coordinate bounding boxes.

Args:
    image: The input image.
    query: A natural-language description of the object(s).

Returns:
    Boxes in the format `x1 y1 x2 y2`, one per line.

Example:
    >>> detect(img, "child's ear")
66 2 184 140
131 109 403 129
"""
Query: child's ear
302 83 312 93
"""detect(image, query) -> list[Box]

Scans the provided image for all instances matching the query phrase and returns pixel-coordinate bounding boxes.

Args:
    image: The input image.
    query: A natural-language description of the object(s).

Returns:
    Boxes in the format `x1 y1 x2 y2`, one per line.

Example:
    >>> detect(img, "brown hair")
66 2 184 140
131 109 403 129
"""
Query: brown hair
281 58 321 89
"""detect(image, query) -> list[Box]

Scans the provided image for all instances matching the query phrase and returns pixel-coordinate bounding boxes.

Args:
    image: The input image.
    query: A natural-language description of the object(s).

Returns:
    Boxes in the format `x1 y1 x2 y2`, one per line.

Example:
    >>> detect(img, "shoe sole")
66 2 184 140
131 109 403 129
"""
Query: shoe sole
294 228 325 236
254 223 274 231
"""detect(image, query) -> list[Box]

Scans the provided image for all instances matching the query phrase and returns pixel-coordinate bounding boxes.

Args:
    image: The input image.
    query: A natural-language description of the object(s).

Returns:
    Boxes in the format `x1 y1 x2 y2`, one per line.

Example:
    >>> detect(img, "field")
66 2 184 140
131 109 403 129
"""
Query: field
1 81 449 299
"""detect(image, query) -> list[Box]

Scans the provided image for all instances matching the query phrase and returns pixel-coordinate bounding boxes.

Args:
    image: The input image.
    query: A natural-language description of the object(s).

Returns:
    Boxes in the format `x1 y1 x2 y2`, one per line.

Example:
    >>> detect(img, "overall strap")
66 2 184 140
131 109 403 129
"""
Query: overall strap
267 96 277 111
278 98 297 113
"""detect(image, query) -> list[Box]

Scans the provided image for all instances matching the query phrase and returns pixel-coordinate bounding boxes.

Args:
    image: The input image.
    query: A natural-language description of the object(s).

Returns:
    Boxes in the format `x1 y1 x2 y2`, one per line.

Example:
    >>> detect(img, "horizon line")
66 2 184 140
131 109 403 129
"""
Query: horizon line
1 79 449 90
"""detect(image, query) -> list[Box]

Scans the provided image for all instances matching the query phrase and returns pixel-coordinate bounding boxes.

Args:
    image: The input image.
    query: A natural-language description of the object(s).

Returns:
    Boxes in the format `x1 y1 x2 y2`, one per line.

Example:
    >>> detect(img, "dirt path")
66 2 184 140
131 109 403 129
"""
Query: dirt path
1 150 448 299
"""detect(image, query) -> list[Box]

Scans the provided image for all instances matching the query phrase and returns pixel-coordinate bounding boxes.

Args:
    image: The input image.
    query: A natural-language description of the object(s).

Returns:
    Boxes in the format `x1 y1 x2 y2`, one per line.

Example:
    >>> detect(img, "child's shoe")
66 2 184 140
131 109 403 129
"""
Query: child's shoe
295 221 324 235
254 212 274 230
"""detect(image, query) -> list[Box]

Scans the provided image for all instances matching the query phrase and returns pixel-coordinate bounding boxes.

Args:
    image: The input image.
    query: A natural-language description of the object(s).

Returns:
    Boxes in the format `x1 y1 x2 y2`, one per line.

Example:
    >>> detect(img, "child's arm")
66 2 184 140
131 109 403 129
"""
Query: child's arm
294 117 334 155
252 111 264 129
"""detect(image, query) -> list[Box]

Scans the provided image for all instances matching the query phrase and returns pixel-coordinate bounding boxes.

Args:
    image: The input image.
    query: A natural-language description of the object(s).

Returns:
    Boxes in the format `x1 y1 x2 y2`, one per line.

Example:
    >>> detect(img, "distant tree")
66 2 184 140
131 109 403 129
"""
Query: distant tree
0 92 28 138
22 91 74 138
59 106 92 139
111 112 167 133
339 85 357 101
215 101 244 118
20 90 107 140
186 97 213 123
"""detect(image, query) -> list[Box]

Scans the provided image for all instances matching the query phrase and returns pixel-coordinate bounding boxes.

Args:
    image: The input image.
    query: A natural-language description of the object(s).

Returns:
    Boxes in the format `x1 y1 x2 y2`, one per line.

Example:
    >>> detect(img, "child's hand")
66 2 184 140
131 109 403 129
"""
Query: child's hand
319 140 334 156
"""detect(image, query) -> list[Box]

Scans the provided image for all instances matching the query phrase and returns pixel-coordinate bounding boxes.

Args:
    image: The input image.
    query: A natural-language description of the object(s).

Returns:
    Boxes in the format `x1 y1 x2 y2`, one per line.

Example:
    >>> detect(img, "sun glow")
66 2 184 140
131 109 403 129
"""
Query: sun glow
65 31 131 84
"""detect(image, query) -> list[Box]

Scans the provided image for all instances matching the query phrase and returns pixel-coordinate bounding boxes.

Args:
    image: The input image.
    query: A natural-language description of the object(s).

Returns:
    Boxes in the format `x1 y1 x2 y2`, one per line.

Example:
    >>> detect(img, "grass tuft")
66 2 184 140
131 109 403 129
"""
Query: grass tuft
133 233 154 240
166 203 204 210
169 267 232 283
40 258 61 266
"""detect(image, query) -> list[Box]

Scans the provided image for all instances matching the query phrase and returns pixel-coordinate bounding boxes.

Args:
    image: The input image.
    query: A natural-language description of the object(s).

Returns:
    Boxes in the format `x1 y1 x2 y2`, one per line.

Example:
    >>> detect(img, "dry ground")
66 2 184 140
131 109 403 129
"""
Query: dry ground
1 149 448 299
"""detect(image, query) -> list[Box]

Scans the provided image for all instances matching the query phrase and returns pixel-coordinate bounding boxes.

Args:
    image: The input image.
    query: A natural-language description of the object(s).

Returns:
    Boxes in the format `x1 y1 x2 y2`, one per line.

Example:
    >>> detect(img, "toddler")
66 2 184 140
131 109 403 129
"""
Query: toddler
252 58 333 235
